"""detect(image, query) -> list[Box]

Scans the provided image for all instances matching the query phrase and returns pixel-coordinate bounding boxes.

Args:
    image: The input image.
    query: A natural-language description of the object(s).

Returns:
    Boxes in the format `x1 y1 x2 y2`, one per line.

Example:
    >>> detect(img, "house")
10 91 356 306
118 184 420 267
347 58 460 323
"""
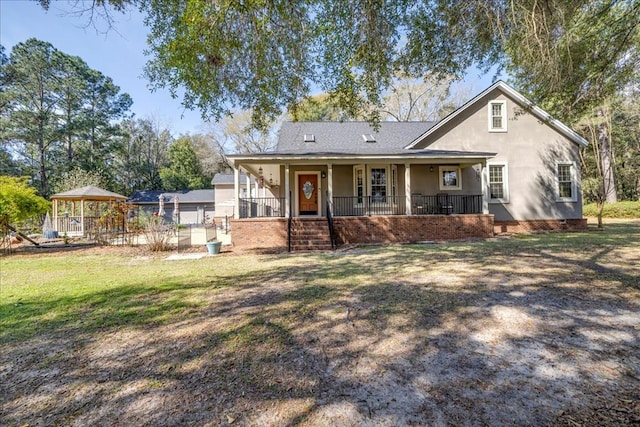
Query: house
128 189 215 224
227 81 588 251
211 173 258 220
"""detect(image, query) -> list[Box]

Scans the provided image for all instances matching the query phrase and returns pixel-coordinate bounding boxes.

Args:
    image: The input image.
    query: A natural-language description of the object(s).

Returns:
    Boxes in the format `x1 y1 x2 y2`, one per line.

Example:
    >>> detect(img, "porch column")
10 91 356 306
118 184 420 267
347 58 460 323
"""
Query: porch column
405 163 412 215
80 199 85 236
327 164 333 216
245 173 252 218
481 161 489 214
284 164 291 218
234 166 241 219
53 199 58 231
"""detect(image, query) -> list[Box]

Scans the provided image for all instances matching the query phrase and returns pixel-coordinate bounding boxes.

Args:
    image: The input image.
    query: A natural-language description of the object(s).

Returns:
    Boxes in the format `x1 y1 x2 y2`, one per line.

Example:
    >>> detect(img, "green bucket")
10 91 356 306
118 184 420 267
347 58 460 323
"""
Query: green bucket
206 241 222 255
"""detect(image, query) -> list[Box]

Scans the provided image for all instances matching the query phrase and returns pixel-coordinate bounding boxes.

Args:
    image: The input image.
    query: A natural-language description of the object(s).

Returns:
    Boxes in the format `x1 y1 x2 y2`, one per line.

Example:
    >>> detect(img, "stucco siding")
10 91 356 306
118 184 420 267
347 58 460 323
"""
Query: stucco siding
423 90 583 220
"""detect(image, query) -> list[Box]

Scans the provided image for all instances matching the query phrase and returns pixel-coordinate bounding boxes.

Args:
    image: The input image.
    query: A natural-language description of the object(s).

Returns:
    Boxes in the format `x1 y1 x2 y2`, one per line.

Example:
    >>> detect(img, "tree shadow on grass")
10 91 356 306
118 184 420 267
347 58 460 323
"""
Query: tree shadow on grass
1 222 639 425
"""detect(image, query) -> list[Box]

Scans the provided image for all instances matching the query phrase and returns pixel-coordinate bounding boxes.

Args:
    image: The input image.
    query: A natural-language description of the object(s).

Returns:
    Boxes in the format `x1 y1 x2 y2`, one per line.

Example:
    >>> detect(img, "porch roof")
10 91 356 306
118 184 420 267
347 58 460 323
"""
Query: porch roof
227 149 496 166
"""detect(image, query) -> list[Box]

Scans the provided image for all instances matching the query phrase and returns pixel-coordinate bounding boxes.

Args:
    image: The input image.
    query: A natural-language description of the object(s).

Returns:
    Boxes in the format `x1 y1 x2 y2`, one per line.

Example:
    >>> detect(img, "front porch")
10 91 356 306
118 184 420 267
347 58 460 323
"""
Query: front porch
228 152 496 251
237 193 484 218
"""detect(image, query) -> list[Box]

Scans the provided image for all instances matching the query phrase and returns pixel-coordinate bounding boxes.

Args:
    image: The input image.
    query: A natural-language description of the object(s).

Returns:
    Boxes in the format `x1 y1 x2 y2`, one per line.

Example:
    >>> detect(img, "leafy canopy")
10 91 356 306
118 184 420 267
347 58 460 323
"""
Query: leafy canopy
159 137 208 191
0 176 50 225
36 1 640 130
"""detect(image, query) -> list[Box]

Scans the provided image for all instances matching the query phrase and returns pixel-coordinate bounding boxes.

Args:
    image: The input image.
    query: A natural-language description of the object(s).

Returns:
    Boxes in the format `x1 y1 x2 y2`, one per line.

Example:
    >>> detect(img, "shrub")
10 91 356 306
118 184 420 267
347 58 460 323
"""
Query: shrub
583 201 640 218
140 212 174 251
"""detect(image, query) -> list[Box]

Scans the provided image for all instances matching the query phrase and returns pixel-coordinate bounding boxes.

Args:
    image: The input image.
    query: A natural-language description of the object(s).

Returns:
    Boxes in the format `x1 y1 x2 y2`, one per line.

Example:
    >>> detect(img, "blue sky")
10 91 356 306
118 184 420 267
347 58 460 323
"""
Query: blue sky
0 0 204 135
1 1 497 135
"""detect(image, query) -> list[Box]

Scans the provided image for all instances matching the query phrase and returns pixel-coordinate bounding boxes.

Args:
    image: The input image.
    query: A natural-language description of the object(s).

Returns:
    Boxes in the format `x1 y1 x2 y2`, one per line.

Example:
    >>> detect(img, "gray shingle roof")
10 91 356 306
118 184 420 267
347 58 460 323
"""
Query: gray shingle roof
276 121 436 155
129 189 214 204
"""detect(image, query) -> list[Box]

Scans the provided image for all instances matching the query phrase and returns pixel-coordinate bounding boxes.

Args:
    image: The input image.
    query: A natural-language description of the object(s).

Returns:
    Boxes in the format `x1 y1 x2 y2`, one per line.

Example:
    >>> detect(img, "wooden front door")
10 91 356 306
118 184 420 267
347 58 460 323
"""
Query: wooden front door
298 174 318 215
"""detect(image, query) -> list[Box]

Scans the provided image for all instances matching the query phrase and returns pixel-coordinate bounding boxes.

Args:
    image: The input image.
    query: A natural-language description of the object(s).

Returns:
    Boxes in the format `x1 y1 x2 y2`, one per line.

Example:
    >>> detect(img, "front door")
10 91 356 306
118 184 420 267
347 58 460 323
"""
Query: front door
298 174 318 215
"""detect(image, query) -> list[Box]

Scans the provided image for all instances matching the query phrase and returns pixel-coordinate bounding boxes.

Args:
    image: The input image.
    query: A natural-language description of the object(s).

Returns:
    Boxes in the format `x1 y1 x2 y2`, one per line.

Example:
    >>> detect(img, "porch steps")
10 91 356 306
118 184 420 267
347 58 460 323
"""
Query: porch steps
289 218 333 251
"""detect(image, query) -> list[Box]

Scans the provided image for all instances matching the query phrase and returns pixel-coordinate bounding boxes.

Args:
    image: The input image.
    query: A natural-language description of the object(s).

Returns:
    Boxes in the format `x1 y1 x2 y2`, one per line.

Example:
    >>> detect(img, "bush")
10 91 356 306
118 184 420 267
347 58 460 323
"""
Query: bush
0 176 50 226
140 212 174 251
583 201 640 218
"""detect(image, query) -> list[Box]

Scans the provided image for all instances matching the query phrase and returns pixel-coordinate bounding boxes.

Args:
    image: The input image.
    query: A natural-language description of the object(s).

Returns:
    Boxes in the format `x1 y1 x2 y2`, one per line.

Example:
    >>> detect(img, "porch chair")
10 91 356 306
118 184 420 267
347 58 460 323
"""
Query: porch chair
411 193 424 215
437 193 453 215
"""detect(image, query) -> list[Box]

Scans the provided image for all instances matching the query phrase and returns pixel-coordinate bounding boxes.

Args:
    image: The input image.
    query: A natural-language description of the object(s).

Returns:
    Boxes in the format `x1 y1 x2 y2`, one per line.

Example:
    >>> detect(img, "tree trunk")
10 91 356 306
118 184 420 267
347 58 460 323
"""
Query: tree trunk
39 138 47 197
596 109 617 203
596 200 604 228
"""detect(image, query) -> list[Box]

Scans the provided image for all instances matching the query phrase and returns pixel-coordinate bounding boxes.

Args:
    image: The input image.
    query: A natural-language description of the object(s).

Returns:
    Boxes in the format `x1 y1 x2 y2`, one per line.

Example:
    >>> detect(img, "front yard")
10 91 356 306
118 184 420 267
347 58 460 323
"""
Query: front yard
1 221 639 426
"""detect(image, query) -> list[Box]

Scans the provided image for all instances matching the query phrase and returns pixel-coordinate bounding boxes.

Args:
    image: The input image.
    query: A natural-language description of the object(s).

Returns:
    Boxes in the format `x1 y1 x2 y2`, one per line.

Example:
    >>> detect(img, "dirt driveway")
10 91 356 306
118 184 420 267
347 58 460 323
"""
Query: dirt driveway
2 222 639 426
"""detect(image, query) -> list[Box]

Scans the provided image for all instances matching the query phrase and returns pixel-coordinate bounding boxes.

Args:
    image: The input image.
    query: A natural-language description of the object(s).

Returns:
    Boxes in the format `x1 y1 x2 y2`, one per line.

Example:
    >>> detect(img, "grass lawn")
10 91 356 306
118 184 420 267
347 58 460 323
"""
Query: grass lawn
1 220 639 426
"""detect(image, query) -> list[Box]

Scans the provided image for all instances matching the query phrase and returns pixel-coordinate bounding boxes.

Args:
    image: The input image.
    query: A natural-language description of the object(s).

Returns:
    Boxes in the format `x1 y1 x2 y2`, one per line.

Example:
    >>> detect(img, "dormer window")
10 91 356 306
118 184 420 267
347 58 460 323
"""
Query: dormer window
304 134 315 143
362 134 376 143
488 100 507 132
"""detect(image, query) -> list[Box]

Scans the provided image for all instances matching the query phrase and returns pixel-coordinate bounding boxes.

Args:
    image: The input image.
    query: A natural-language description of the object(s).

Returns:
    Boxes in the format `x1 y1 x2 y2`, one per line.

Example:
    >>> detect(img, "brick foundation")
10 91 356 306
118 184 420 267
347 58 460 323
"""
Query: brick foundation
333 215 494 245
230 218 289 252
493 218 588 234
232 215 494 251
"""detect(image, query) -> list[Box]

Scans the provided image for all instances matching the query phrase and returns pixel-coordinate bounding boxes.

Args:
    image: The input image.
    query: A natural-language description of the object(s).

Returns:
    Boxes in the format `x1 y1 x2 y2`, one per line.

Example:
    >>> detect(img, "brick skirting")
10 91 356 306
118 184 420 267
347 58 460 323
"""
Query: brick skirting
231 216 587 251
493 218 588 234
230 218 289 252
231 215 494 251
333 215 494 245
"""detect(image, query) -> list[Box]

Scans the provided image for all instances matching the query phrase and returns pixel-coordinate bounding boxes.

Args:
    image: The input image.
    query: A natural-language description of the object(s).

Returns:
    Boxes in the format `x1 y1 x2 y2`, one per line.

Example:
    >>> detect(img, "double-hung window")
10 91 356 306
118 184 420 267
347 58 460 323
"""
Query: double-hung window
353 165 397 204
370 167 387 203
556 163 577 202
354 166 364 204
488 100 507 132
488 163 509 203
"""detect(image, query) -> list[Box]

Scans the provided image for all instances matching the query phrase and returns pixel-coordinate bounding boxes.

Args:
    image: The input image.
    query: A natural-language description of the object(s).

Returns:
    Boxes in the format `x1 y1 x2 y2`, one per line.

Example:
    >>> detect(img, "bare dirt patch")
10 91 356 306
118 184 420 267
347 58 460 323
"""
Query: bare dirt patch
1 223 639 426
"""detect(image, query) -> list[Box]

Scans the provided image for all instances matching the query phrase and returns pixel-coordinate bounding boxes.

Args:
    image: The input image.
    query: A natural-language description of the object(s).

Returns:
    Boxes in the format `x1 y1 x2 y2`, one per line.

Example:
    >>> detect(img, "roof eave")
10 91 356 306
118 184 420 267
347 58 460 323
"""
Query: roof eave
228 152 497 165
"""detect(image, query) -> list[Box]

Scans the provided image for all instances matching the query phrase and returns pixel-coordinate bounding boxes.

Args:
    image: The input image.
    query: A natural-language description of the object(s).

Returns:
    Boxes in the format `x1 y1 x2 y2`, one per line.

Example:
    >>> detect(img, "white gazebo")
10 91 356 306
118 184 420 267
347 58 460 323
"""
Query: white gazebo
51 186 127 237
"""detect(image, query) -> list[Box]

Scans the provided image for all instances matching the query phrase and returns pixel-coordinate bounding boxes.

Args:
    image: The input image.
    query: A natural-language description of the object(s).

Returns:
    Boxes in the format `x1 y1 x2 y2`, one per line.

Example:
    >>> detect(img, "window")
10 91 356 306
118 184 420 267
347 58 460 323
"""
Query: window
353 165 397 204
439 166 462 191
371 167 387 202
488 163 509 202
354 166 364 204
488 100 507 132
556 163 576 201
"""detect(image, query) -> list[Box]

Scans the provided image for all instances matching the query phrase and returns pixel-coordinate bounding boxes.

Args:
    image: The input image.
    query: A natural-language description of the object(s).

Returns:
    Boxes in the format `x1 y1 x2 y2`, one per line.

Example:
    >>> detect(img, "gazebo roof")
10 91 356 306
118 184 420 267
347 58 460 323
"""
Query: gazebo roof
51 185 127 201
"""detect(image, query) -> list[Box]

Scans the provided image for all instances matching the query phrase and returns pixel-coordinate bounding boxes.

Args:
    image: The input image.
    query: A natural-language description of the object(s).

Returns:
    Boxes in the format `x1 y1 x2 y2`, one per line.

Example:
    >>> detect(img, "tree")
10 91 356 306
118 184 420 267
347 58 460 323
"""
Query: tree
205 111 277 167
379 75 471 122
39 1 640 134
612 92 640 201
77 68 132 175
2 39 62 196
178 133 224 182
159 137 208 191
52 167 108 194
289 94 346 122
56 53 90 168
113 117 172 194
0 176 50 227
1 38 133 196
